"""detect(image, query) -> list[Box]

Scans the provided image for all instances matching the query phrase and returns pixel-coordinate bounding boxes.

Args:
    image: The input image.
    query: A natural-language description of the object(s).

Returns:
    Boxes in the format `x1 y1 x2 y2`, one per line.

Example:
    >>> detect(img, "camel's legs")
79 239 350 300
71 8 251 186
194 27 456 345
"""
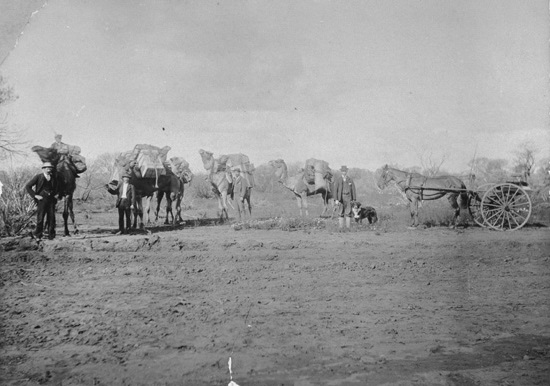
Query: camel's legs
142 196 152 227
154 191 164 223
62 195 78 236
295 196 303 216
133 195 152 229
218 192 229 222
165 193 175 225
62 196 70 236
299 192 309 216
174 191 183 223
320 191 331 217
133 196 143 229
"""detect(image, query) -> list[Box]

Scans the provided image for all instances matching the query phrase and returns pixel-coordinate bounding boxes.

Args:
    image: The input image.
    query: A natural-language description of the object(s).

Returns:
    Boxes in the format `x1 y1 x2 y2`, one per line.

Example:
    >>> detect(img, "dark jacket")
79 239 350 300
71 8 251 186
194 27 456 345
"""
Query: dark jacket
25 173 57 200
108 181 135 204
334 175 356 202
233 175 249 199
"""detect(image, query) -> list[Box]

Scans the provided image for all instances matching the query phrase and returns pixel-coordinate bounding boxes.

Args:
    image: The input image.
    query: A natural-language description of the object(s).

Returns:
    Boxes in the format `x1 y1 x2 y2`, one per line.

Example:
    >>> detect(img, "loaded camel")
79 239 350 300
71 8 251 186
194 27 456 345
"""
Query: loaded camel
199 149 232 222
107 145 184 229
268 159 335 217
199 149 253 222
32 145 83 236
154 158 193 225
109 170 184 228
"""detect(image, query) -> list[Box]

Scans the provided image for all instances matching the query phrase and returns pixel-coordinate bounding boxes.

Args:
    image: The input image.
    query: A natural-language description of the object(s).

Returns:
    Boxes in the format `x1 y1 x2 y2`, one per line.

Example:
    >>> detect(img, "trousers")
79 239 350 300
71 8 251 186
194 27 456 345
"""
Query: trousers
338 194 352 217
35 197 56 239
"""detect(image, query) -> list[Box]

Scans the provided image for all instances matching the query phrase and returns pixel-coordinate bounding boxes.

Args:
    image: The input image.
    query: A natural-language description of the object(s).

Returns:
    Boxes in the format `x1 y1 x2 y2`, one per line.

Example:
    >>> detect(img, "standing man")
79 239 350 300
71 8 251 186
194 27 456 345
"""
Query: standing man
25 162 57 240
107 172 135 234
232 168 249 221
51 133 64 149
334 165 356 231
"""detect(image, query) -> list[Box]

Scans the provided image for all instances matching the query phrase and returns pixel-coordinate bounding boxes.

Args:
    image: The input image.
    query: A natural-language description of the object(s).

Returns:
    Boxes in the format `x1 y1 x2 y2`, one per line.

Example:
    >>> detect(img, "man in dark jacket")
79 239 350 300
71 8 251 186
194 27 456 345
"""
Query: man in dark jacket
25 162 57 240
107 172 135 234
333 165 357 231
232 168 250 221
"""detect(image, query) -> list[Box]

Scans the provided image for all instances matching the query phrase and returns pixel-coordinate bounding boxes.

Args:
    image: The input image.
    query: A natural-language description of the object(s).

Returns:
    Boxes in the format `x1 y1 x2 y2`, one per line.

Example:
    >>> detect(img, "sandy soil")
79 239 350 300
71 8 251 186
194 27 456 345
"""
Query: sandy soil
1 220 549 385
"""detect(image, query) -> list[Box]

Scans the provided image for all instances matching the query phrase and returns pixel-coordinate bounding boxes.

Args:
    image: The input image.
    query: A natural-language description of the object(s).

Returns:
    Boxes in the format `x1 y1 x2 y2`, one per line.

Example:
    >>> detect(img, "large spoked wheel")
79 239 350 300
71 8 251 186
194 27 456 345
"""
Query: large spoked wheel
481 183 532 231
468 184 493 227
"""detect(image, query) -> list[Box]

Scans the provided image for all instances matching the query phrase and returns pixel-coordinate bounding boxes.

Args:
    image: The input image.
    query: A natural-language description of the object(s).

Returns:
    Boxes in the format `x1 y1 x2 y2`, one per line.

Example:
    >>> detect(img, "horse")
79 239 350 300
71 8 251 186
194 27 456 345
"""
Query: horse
32 146 79 236
376 165 468 228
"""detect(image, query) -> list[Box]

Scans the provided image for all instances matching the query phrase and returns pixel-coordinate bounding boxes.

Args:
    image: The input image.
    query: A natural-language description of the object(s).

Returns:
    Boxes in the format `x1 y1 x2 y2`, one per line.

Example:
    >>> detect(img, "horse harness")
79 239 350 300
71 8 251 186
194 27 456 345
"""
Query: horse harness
404 173 428 201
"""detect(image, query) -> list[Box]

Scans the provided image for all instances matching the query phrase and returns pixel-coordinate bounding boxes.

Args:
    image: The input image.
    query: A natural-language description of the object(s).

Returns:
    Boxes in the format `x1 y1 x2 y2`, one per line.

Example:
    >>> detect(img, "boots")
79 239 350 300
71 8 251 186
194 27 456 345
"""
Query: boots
345 216 351 231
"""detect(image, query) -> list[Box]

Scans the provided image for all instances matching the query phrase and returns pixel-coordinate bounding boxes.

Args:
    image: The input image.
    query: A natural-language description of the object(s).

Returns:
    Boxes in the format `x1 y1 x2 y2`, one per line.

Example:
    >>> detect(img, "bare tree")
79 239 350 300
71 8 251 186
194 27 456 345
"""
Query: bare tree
0 74 25 160
75 152 118 201
468 157 509 183
512 141 537 182
417 150 447 177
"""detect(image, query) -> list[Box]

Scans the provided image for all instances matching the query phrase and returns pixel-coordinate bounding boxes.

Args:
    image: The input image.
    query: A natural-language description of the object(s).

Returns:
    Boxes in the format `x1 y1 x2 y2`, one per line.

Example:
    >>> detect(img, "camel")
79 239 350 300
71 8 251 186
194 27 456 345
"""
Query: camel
154 158 194 225
199 149 255 222
109 169 188 229
268 159 335 217
31 146 81 236
199 149 232 222
107 145 186 229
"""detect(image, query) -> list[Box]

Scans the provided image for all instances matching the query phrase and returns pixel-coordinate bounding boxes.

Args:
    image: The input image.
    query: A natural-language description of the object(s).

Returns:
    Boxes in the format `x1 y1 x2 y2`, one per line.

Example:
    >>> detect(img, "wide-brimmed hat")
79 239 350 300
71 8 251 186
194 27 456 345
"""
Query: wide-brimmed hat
42 162 54 169
340 165 348 172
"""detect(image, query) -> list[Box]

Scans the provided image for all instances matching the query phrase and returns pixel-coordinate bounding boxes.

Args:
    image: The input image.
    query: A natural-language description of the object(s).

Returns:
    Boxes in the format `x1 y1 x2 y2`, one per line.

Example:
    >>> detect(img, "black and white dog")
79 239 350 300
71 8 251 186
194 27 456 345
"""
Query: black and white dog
351 202 378 225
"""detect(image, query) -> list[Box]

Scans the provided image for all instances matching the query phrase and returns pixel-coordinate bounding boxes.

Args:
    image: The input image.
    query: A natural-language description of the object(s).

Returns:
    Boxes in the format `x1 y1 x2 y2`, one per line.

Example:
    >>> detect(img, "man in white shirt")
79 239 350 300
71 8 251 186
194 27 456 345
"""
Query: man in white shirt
107 172 135 234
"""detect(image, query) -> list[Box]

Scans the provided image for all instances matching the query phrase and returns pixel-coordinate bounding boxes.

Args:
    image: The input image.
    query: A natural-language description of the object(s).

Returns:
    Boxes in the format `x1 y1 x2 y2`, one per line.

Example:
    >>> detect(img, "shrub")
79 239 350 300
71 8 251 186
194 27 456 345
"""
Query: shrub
189 173 214 199
0 167 37 236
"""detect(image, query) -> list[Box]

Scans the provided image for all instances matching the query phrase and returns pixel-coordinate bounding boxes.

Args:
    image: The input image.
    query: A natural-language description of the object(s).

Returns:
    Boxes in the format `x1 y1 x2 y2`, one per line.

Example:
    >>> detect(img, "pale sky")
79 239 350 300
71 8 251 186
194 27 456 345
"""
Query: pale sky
0 0 548 173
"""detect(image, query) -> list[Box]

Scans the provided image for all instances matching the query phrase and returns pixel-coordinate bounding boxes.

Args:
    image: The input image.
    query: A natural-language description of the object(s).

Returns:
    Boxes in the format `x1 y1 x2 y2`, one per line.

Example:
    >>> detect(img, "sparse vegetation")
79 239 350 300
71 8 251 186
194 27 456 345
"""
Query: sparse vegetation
0 167 37 236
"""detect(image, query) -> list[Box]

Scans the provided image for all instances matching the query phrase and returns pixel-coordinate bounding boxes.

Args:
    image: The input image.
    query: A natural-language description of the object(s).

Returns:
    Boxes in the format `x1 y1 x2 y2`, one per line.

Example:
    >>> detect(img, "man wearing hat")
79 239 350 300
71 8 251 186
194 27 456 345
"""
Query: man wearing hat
231 168 250 221
25 161 58 240
107 171 135 234
334 165 357 231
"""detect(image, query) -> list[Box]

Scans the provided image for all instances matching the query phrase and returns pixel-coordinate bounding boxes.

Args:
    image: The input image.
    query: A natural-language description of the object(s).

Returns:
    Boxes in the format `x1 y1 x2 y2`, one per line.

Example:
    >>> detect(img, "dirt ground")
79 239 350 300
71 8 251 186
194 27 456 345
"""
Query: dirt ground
1 213 549 385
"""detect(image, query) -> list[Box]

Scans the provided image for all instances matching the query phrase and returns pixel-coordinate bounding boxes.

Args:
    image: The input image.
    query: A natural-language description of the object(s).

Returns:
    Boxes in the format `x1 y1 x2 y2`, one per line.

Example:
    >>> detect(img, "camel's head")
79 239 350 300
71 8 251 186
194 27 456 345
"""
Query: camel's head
268 159 287 180
199 149 214 170
181 168 194 184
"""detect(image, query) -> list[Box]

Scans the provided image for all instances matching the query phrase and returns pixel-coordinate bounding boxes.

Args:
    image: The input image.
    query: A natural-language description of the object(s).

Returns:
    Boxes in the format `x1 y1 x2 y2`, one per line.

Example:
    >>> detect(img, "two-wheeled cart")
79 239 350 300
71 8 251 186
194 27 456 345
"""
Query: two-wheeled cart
408 179 532 231
466 179 532 231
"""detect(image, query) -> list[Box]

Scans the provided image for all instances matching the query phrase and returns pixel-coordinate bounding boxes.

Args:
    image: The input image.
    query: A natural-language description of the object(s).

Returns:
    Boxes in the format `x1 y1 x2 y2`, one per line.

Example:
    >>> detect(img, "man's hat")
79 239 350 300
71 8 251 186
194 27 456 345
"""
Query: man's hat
42 162 54 169
340 165 348 172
